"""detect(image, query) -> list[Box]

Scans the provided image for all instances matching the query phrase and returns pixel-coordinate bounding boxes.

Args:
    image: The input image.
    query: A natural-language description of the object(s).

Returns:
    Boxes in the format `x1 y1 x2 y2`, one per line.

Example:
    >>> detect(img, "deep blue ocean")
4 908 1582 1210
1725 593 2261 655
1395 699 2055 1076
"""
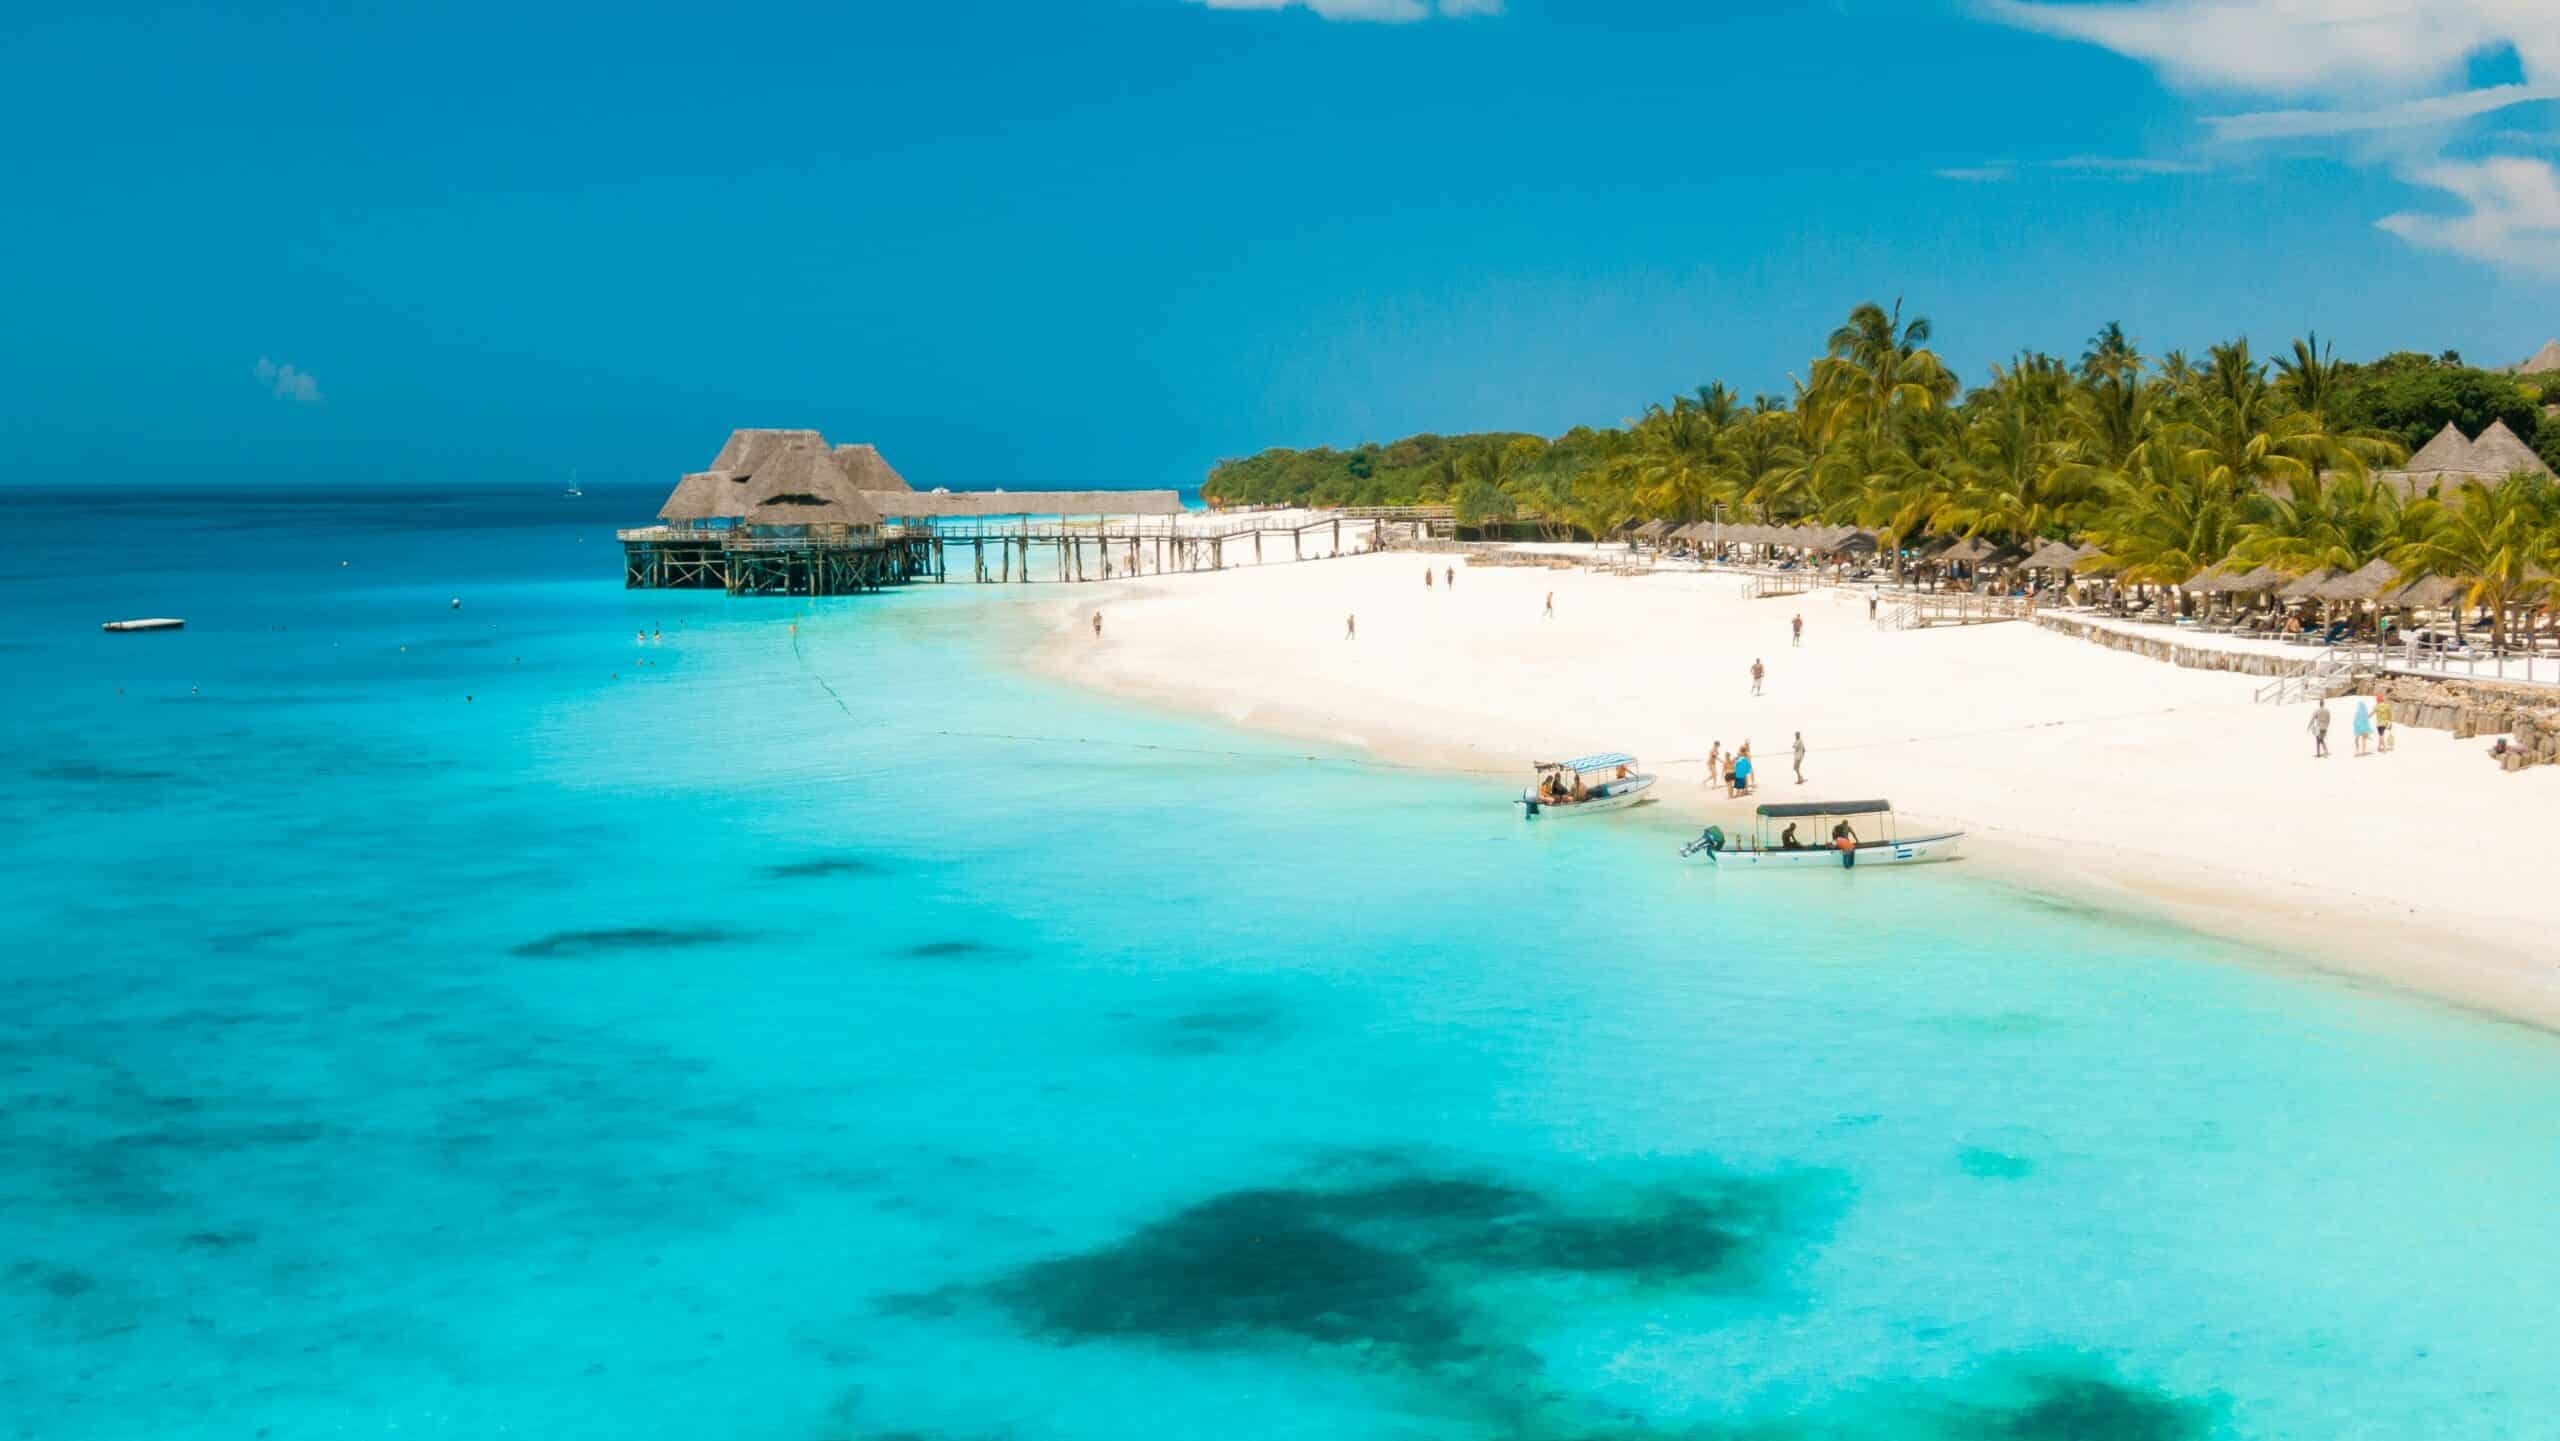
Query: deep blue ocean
6 484 2559 1440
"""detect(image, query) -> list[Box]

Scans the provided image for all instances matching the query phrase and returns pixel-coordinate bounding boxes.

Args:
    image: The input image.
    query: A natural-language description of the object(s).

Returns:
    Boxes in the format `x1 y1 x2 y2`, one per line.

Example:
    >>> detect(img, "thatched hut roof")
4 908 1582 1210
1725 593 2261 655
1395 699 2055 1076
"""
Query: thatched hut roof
2469 420 2553 478
2278 567 2341 602
860 490 1187 518
831 444 912 493
2503 339 2560 375
2404 422 2477 472
657 471 730 522
2019 540 2076 571
2382 574 2464 609
2184 564 2245 595
739 442 884 527
659 430 911 527
709 428 829 474
2319 558 2401 603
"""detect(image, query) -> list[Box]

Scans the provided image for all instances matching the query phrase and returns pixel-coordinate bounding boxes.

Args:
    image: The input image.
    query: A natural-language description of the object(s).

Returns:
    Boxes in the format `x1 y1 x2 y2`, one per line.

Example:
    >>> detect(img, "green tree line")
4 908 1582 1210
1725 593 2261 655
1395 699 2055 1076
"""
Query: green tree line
1203 304 2560 643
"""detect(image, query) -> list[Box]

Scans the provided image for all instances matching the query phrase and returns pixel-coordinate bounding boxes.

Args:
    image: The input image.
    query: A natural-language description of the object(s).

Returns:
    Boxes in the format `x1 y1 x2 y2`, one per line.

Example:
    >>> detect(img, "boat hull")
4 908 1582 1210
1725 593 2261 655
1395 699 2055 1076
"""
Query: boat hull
1698 832 1963 868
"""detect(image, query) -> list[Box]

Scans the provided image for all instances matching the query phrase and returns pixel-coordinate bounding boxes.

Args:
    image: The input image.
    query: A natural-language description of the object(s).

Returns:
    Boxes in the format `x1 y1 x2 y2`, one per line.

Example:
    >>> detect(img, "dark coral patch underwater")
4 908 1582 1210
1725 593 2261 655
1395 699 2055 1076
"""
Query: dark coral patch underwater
507 927 747 958
762 856 886 881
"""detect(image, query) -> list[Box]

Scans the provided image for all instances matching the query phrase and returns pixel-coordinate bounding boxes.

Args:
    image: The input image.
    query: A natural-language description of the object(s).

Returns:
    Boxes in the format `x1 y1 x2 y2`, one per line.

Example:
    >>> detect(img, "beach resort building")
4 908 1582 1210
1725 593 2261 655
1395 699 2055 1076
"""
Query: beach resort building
621 428 1188 594
2372 420 2553 497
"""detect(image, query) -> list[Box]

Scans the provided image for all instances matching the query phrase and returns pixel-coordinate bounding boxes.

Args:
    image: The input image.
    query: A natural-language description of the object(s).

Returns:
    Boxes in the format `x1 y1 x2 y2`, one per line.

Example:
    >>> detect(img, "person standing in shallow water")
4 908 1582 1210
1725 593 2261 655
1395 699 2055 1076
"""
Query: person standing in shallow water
2307 698 2331 758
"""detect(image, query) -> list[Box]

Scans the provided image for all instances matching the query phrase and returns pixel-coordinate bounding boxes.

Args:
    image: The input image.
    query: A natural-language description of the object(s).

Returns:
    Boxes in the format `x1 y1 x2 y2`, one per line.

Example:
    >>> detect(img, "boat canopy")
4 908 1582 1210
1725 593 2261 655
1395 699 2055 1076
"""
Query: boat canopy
1543 752 1637 774
1756 799 1891 818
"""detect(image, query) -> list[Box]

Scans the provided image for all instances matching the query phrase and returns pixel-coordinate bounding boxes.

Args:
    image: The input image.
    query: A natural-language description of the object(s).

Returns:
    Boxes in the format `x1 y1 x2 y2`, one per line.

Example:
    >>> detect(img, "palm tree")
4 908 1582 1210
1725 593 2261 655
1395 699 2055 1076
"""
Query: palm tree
2235 470 2428 576
2390 476 2560 651
1813 299 1956 448
2271 331 2348 417
2084 429 2264 590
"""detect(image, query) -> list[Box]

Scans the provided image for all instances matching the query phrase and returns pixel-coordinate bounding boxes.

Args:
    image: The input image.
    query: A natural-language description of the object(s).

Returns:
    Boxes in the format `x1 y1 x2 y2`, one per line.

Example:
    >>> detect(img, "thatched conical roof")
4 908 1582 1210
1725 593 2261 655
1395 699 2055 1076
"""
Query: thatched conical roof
2404 423 2477 472
2508 340 2560 375
2382 574 2464 609
2319 558 2400 603
2469 420 2552 478
2020 540 2079 571
2279 567 2341 601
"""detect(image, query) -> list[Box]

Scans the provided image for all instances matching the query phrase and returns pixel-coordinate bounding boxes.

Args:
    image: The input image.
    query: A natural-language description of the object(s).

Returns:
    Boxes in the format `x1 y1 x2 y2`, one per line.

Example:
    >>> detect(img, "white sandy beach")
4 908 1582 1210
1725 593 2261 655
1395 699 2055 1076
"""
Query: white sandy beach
1035 552 2560 1029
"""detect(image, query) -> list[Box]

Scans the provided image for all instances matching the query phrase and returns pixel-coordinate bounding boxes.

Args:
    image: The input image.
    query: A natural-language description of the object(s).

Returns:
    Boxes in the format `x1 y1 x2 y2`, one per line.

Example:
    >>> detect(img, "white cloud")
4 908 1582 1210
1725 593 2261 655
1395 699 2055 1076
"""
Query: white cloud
1983 0 2560 273
1931 155 2206 183
2378 156 2560 273
2206 84 2560 142
1184 0 1498 20
254 356 324 405
1982 0 2559 99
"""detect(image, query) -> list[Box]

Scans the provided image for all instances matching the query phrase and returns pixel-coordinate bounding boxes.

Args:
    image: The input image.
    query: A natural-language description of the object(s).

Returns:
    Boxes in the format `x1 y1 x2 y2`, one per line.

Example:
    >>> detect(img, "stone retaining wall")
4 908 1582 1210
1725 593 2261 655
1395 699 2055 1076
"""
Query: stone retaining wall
2031 613 2312 679
2375 677 2560 771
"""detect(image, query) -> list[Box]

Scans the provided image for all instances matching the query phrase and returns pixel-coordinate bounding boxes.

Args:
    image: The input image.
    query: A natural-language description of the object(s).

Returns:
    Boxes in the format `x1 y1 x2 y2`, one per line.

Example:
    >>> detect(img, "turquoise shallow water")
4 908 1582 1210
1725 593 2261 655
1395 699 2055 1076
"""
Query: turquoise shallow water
5 485 2560 1440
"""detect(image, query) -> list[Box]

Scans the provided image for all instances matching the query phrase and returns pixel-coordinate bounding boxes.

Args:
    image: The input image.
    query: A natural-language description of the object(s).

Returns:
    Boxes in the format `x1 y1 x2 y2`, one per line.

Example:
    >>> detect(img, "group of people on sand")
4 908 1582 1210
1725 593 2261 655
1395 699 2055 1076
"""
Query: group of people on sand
2306 693 2394 759
1706 741 1755 796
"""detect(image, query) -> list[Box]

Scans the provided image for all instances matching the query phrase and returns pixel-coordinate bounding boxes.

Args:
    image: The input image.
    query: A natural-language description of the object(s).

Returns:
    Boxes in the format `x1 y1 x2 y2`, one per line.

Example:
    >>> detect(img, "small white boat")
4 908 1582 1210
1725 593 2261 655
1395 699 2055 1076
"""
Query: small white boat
1520 752 1657 818
1681 799 1961 869
102 617 185 633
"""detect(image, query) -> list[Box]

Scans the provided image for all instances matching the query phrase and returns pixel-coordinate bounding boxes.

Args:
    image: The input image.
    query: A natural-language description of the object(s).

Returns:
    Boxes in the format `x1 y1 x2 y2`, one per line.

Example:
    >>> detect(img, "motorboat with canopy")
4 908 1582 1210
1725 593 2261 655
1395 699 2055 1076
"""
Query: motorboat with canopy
1520 752 1657 817
1679 799 1961 868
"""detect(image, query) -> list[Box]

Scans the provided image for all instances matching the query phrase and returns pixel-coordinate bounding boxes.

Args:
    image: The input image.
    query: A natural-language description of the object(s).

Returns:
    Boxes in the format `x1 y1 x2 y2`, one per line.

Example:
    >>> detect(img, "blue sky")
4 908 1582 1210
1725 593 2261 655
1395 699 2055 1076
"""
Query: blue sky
5 0 2556 490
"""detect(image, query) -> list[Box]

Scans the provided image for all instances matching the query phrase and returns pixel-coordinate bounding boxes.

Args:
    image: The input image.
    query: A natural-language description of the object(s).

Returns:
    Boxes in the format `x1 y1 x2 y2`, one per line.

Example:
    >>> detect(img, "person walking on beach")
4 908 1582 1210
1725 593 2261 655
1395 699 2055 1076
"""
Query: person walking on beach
1543 591 1555 620
2375 694 2395 752
1750 658 1765 696
1792 731 1806 784
2307 698 2331 758
1345 613 1357 641
2352 696 2373 756
1791 613 1803 647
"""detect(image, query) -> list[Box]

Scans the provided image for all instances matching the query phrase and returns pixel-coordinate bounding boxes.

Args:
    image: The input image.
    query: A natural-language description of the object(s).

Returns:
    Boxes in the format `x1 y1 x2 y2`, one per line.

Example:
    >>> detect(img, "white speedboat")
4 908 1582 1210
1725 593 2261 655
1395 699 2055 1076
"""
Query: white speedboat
1520 752 1657 818
1680 799 1961 868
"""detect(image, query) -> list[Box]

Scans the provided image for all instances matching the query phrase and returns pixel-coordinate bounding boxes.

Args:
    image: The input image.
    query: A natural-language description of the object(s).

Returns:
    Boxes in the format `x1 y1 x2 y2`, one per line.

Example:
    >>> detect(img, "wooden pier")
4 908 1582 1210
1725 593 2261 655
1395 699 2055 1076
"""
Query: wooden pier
624 429 1407 598
620 514 1395 595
